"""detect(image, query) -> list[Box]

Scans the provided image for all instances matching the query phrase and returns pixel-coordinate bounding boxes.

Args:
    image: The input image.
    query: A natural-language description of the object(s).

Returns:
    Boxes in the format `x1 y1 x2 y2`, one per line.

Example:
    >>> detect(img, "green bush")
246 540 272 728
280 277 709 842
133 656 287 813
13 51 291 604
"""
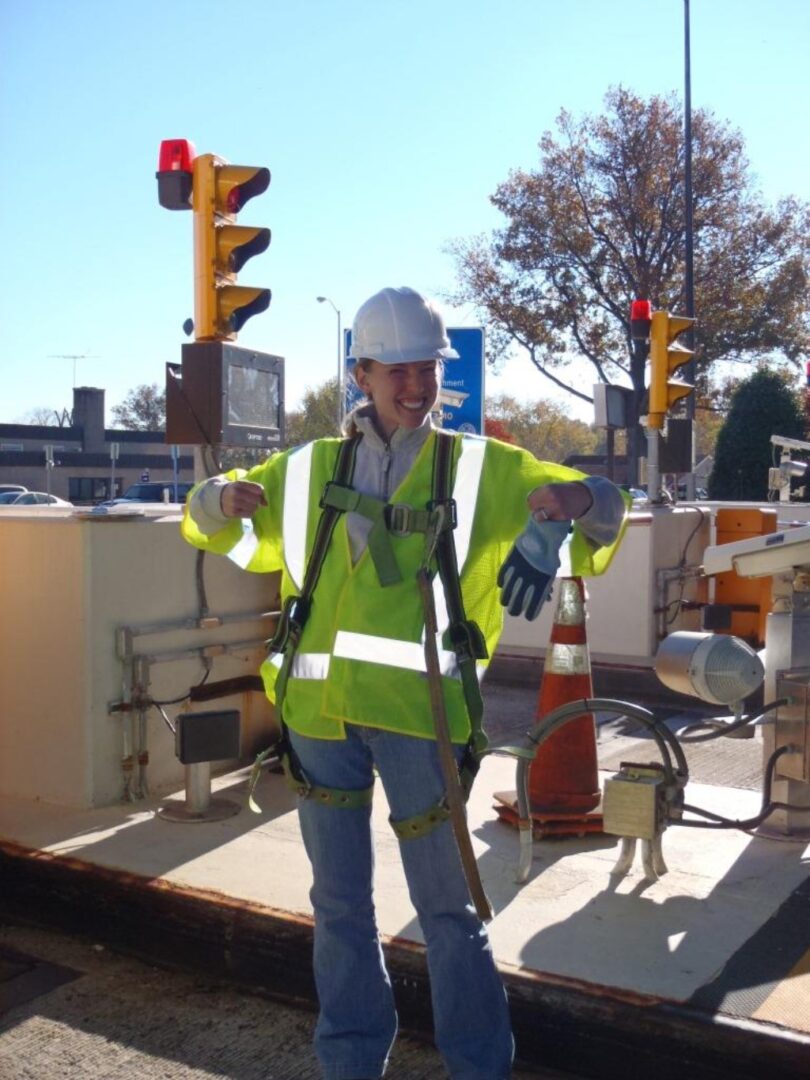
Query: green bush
708 369 805 501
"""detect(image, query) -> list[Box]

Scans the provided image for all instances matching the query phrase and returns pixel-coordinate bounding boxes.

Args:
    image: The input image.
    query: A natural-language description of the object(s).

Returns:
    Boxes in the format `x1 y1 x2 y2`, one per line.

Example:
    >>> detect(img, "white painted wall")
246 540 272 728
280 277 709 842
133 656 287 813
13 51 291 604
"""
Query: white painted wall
498 507 711 666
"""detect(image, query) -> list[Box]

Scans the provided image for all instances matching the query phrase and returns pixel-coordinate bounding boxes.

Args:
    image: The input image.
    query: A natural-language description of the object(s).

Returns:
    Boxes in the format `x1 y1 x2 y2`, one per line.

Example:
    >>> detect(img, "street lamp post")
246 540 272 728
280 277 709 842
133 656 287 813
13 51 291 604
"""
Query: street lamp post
317 296 343 431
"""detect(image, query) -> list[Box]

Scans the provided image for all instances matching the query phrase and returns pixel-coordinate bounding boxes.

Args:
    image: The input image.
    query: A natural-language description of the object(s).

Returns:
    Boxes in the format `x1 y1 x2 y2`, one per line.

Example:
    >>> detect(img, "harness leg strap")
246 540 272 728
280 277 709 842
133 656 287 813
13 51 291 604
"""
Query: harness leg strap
390 797 452 840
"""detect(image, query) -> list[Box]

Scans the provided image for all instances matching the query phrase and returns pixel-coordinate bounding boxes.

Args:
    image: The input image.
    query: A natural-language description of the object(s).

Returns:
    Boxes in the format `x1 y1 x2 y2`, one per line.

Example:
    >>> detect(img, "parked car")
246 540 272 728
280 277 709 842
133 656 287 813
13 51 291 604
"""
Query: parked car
0 491 73 506
114 481 194 504
0 484 27 496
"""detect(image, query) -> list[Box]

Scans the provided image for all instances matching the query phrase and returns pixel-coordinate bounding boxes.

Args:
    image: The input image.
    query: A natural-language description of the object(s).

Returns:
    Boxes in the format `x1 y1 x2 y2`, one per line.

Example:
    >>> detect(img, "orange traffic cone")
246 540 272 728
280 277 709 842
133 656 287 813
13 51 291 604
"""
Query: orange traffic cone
494 576 602 837
527 577 601 831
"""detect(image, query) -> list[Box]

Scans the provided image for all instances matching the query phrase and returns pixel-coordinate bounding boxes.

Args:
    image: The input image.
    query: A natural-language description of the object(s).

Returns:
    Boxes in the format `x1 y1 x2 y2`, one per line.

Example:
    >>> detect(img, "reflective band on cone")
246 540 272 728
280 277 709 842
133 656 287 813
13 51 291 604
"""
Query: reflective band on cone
528 576 600 816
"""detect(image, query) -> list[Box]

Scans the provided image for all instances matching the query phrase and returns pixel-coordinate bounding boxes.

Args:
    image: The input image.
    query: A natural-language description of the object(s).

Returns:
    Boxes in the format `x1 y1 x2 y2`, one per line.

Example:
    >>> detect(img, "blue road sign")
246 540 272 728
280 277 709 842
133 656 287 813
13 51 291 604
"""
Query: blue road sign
343 326 485 434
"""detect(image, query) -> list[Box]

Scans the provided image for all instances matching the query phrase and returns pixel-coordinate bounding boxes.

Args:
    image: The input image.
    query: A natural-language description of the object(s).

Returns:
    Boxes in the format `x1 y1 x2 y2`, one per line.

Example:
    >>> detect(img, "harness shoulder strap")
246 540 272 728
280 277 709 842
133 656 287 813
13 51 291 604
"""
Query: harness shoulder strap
249 436 372 812
431 431 489 765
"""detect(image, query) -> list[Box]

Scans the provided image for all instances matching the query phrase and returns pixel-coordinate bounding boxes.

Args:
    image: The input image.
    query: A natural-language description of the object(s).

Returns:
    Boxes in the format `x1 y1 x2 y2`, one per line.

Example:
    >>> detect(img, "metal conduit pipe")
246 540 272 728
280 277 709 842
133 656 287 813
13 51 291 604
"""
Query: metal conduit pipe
113 632 273 802
113 607 278 802
114 609 278 649
514 698 688 883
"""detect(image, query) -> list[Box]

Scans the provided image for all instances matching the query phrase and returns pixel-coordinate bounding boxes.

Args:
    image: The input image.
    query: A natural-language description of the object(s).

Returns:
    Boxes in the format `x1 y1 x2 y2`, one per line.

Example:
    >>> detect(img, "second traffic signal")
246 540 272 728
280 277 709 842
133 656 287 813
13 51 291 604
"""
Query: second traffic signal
193 154 271 341
648 310 695 430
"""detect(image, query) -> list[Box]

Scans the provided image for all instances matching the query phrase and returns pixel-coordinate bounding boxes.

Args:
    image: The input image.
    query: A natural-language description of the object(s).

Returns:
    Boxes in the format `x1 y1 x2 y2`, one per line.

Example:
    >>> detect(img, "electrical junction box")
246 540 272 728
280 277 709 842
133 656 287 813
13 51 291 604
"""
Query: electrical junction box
602 762 666 841
775 672 810 783
175 710 241 765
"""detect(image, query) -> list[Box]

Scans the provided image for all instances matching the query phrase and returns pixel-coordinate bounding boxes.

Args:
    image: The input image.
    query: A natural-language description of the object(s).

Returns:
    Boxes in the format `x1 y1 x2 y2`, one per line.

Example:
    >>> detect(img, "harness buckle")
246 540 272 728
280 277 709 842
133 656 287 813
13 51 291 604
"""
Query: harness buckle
267 595 310 655
385 502 413 537
427 497 457 530
448 619 488 662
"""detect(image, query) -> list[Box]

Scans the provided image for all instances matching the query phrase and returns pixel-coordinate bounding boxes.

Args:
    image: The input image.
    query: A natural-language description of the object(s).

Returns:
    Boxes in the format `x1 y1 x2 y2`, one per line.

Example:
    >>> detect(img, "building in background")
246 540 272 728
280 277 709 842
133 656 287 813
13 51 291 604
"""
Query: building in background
0 388 193 505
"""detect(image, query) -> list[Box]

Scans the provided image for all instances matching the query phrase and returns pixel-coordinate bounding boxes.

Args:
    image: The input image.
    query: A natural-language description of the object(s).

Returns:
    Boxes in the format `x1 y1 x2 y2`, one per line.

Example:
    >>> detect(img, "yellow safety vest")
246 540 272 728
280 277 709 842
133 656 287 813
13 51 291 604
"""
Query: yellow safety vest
181 432 628 743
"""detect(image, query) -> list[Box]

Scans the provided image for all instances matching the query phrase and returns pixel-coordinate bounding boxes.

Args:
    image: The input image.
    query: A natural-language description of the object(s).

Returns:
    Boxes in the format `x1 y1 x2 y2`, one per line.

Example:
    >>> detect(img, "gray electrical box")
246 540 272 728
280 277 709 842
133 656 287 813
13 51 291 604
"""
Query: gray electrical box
775 672 810 783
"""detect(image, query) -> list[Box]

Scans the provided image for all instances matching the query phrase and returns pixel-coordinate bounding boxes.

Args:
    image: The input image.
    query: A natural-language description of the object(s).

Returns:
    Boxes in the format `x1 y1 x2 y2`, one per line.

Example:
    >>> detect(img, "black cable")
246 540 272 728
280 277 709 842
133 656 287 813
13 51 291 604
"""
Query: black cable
663 506 707 627
679 698 788 743
148 659 212 708
196 549 209 618
674 745 809 831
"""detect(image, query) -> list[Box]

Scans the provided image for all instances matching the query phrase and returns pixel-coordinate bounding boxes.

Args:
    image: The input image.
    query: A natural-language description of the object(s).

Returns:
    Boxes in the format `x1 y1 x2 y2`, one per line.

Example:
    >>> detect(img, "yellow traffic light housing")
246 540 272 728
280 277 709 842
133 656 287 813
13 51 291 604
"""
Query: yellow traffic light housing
192 154 271 341
647 310 695 430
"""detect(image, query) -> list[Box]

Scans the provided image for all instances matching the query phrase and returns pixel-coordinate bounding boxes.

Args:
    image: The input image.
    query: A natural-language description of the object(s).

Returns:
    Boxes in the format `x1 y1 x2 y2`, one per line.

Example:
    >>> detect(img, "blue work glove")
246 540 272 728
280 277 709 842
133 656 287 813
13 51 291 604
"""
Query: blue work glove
497 519 570 620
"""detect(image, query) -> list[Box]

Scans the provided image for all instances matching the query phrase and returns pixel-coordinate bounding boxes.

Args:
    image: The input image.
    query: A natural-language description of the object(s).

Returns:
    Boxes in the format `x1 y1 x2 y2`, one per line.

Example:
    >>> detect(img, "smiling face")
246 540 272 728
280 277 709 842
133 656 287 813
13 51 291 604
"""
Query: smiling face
354 358 440 437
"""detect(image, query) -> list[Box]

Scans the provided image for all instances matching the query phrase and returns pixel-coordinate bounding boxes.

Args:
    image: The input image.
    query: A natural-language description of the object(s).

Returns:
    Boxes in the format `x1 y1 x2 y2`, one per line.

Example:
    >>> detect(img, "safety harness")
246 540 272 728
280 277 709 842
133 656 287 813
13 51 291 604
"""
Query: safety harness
247 430 491 909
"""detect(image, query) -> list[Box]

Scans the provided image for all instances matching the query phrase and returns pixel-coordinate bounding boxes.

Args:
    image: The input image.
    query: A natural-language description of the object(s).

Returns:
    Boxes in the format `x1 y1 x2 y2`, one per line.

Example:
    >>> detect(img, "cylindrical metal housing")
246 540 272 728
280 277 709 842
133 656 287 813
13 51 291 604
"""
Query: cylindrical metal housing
655 631 764 706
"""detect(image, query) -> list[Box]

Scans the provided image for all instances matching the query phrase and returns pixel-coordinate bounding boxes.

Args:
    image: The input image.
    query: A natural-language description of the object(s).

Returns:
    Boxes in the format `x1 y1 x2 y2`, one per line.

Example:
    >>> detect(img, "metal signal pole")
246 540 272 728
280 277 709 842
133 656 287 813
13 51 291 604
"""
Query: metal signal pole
683 0 697 499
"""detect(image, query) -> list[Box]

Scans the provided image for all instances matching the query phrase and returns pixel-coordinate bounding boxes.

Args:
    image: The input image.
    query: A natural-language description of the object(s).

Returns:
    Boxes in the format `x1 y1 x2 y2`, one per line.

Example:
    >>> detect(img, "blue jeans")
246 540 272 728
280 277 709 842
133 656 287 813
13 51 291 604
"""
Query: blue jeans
289 724 514 1080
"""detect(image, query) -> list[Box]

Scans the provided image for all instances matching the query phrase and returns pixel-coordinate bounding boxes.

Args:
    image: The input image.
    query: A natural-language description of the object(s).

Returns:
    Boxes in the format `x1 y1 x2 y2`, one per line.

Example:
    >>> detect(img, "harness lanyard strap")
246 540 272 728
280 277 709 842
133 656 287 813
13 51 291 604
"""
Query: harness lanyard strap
417 567 493 922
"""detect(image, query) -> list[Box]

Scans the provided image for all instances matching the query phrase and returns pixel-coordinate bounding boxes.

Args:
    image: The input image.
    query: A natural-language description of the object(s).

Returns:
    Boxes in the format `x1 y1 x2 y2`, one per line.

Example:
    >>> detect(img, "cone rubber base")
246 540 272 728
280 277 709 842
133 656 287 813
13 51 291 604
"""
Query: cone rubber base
493 790 604 838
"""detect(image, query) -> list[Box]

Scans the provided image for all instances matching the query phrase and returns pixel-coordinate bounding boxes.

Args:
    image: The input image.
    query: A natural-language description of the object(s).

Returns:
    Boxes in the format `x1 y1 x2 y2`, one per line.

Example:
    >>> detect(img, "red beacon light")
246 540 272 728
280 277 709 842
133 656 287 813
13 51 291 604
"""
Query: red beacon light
156 139 196 211
630 298 652 341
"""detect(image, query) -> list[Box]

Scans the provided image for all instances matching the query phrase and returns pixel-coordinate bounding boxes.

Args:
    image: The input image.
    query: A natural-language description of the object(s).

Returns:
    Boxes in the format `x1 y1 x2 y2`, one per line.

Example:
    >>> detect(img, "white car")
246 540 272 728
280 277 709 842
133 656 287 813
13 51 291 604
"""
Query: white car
0 491 73 507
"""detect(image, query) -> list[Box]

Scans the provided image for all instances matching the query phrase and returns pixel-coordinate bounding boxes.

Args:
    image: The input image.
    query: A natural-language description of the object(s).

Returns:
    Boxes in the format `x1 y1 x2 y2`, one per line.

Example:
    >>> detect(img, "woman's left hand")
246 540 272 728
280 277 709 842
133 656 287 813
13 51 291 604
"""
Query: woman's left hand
528 482 593 523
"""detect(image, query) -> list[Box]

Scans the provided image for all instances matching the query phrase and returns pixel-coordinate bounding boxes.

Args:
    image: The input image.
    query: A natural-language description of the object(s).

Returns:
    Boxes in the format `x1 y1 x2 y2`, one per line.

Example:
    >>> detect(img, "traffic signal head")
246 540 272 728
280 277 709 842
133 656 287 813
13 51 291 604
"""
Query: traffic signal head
647 309 695 430
192 154 271 341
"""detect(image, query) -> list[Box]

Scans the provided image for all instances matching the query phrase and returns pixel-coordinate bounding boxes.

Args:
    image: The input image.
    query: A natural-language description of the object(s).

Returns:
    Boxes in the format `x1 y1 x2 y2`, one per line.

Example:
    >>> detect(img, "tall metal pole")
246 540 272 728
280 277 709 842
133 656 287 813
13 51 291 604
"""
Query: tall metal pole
336 307 343 432
317 296 343 432
683 0 697 498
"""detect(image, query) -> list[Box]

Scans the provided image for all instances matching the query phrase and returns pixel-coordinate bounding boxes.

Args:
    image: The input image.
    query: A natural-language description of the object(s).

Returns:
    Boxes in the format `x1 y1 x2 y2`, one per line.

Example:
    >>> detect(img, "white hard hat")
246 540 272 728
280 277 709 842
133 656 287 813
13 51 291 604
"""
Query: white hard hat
348 287 459 365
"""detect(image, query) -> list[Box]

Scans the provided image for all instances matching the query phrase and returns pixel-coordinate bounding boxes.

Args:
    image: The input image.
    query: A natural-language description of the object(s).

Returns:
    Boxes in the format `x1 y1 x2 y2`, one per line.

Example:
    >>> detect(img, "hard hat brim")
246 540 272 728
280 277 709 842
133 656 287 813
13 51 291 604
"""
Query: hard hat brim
347 344 460 364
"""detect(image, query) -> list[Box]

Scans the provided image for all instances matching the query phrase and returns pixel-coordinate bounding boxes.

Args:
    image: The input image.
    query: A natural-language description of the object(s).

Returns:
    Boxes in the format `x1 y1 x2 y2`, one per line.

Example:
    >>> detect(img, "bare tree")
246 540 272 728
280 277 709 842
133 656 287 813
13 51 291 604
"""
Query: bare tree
448 87 810 479
111 384 166 431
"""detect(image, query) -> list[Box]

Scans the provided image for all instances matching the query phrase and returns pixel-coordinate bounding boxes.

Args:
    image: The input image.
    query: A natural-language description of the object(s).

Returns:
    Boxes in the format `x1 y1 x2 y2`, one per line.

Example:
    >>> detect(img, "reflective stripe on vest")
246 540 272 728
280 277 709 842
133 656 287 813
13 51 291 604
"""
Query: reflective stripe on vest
283 443 314 591
334 629 459 678
279 433 486 682
430 434 485 637
268 651 331 679
227 518 260 569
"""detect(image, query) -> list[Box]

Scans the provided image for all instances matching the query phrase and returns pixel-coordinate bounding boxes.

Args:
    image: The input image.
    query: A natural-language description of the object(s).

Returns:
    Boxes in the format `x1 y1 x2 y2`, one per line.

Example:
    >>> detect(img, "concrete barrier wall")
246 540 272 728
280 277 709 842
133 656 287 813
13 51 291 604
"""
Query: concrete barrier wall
0 509 278 809
1 500 804 809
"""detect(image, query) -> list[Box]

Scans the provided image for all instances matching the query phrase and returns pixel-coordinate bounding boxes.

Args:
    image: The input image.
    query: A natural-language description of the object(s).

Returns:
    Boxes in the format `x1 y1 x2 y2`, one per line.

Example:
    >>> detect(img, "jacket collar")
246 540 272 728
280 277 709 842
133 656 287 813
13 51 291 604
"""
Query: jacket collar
353 404 435 454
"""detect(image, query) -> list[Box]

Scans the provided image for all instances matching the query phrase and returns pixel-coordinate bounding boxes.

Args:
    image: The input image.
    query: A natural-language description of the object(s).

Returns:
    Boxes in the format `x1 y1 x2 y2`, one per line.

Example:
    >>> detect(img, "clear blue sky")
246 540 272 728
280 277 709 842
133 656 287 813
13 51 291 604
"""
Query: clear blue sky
1 0 807 426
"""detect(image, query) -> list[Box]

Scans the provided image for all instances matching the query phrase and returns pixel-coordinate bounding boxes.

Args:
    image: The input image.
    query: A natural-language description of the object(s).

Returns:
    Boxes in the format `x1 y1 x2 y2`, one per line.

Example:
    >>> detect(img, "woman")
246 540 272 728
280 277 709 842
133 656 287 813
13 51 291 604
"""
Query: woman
182 286 627 1080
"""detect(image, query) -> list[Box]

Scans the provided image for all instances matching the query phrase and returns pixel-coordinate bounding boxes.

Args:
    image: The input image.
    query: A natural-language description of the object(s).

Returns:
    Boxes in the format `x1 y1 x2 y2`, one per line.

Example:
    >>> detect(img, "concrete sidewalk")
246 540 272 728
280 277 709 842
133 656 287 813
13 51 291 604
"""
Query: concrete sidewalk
1 684 809 1079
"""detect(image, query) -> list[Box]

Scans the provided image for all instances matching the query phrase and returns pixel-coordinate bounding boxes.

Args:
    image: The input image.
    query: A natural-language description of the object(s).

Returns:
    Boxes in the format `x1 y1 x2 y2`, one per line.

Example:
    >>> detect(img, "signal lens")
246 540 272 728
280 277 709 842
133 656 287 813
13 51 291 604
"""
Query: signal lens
158 139 196 173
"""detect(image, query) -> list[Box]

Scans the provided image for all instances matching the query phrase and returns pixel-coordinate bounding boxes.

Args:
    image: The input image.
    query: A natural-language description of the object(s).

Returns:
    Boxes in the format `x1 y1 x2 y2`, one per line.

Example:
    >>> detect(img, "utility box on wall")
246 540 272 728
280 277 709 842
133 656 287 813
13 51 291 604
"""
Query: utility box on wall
708 507 777 647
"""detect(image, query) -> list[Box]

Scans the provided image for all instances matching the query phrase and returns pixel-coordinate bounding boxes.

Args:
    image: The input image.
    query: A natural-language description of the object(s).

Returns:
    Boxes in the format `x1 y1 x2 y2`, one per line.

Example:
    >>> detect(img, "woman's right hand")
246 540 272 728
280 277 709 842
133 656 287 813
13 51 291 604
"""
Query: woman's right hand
220 480 267 519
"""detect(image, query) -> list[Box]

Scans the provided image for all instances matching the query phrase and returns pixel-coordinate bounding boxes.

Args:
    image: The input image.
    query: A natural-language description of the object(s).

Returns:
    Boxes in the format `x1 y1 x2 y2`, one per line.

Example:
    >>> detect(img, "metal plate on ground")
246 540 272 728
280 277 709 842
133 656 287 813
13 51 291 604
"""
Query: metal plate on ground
599 731 762 790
